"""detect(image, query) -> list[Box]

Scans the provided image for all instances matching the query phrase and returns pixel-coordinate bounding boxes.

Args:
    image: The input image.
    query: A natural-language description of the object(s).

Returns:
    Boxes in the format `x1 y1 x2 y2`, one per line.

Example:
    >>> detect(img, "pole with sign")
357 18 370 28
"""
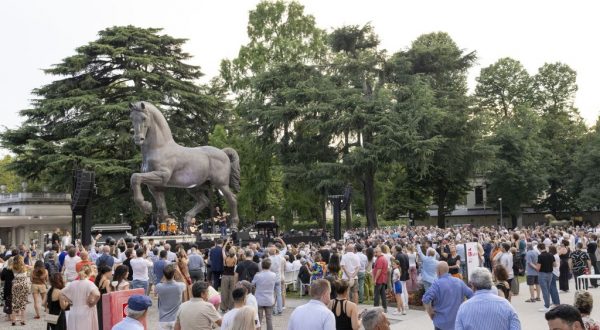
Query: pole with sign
464 242 480 282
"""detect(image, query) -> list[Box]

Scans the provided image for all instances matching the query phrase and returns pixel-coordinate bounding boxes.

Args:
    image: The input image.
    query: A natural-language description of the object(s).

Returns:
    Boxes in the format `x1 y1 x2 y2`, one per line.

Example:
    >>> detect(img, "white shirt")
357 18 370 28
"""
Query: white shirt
269 255 283 280
553 254 560 277
357 252 368 273
112 316 144 330
166 251 177 263
222 306 260 329
341 252 360 280
221 307 241 330
130 257 153 281
246 294 261 328
285 261 294 272
292 260 302 271
63 255 81 281
288 300 335 330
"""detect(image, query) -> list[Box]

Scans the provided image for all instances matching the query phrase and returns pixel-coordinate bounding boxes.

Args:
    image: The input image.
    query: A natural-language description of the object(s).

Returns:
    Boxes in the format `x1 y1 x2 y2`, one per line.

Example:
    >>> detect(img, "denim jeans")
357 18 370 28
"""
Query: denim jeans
274 280 283 314
551 274 561 305
539 272 559 308
374 283 387 311
131 279 149 295
358 272 366 303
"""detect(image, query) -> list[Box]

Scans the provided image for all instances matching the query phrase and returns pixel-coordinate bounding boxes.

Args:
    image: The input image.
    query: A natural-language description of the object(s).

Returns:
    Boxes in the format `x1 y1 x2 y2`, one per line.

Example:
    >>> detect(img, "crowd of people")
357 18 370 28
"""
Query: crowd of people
0 224 598 329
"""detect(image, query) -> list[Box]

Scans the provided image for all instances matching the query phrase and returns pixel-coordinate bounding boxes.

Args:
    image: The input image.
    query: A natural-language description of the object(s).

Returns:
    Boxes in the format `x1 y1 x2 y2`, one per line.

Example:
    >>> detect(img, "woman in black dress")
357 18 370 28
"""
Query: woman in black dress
46 273 67 330
1 258 14 320
558 240 572 292
94 265 112 330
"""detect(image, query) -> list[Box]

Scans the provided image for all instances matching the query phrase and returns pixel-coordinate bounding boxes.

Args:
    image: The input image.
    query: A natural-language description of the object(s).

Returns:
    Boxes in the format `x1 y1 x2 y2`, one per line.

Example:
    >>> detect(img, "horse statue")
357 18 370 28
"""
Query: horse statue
129 101 241 230
544 214 571 227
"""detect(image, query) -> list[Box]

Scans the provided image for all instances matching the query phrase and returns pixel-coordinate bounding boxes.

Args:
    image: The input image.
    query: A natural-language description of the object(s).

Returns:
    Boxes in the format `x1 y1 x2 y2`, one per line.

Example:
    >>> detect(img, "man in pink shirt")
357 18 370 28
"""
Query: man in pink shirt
372 246 389 313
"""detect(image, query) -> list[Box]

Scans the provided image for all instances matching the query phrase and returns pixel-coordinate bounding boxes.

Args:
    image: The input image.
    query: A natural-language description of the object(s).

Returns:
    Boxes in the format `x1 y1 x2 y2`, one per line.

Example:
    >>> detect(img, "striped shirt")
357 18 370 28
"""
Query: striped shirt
455 289 521 330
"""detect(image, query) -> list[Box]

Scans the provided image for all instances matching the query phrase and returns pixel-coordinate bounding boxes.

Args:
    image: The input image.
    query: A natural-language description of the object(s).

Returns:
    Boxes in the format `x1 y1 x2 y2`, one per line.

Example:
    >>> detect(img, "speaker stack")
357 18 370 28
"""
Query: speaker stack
71 170 95 247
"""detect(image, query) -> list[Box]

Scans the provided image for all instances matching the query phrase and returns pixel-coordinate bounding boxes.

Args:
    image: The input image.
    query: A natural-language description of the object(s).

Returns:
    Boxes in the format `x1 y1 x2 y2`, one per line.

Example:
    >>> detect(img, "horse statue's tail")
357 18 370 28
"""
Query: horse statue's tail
222 147 240 193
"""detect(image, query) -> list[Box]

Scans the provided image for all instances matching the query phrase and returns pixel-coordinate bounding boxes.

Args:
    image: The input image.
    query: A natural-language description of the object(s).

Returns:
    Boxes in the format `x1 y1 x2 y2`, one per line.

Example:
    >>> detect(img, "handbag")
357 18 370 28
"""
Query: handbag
45 313 59 324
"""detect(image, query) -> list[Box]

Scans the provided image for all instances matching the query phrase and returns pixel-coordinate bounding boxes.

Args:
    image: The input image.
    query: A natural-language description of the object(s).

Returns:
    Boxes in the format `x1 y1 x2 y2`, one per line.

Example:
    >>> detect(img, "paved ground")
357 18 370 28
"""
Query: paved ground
0 278 595 329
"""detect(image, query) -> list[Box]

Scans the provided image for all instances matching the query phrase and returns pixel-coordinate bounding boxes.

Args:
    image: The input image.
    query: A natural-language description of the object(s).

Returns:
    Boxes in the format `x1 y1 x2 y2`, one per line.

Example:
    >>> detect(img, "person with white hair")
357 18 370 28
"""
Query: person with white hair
361 307 390 330
416 243 439 291
455 267 521 330
111 294 152 330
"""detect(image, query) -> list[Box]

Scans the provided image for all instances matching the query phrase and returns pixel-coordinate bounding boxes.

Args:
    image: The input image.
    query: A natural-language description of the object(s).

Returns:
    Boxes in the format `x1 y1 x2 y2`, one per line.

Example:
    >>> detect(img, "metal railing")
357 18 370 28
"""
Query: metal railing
0 192 71 203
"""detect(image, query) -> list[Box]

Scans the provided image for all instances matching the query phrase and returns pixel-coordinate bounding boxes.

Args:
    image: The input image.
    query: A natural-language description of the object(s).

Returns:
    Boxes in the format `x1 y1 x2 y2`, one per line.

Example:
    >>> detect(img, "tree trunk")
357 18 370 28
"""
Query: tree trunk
363 166 378 230
436 188 447 228
511 214 517 229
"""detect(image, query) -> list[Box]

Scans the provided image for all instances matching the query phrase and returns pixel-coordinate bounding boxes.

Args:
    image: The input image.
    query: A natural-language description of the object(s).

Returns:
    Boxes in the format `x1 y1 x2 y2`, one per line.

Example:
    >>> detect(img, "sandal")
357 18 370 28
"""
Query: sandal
525 298 535 302
535 297 541 301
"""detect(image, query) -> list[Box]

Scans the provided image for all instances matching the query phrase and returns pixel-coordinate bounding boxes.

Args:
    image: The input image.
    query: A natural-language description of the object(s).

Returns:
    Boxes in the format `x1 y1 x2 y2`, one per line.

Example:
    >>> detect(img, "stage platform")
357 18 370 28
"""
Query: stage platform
138 231 259 245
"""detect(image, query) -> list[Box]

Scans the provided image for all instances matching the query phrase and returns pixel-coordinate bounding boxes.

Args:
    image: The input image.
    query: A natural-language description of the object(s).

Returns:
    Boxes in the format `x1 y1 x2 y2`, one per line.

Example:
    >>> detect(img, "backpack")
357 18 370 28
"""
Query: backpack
45 260 60 276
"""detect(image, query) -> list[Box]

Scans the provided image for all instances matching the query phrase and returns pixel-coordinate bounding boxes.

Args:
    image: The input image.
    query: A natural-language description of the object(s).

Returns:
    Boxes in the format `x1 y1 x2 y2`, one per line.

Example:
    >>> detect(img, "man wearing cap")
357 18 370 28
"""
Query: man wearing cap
112 294 152 330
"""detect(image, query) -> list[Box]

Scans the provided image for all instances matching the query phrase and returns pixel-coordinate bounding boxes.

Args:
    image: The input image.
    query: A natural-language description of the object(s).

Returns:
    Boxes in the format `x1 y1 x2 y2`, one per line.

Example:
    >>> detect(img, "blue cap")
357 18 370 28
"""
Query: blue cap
127 294 152 311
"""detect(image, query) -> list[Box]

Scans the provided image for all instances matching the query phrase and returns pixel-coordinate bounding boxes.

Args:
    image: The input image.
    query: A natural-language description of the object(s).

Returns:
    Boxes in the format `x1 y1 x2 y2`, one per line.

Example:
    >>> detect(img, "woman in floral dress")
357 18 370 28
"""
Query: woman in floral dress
11 255 30 326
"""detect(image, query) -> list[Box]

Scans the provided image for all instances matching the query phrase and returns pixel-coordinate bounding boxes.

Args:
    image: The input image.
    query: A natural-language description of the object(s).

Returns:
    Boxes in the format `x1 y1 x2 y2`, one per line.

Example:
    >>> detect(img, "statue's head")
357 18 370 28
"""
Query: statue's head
129 102 150 146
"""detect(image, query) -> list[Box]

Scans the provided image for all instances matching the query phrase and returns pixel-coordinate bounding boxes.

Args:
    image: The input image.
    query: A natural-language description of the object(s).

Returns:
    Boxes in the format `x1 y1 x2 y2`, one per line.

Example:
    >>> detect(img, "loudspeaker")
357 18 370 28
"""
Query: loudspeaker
71 170 95 212
237 231 251 241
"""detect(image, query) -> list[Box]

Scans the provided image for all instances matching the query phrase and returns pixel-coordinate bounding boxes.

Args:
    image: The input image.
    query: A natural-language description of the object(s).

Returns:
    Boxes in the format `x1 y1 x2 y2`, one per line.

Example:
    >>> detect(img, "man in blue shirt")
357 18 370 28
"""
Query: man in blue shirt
153 250 169 284
417 243 439 291
188 245 205 282
455 267 521 330
422 261 473 330
95 245 114 268
524 242 540 302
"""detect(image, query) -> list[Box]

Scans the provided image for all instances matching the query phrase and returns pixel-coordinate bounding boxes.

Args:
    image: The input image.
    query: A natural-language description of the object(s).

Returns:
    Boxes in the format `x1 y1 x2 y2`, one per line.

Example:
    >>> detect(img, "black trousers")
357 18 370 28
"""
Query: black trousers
212 271 223 290
190 269 204 282
374 283 387 311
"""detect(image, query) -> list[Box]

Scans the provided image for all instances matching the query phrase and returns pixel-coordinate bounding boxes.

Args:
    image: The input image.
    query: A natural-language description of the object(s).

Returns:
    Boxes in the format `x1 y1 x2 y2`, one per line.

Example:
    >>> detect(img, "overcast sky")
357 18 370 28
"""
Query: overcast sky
1 0 599 132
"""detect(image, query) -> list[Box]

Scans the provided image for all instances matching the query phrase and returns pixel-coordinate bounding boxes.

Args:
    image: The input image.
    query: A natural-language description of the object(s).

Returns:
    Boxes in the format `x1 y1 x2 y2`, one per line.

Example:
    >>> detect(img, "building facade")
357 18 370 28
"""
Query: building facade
0 192 71 247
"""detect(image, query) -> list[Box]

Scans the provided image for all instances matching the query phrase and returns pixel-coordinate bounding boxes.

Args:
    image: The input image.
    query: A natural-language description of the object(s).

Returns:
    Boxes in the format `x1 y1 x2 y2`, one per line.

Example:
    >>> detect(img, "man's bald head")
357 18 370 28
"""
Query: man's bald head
437 261 449 276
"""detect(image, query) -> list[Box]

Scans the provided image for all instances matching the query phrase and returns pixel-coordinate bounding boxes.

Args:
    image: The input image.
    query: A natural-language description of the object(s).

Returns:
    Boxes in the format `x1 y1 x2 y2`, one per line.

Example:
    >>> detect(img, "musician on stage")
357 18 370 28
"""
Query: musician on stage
213 206 228 237
187 218 199 235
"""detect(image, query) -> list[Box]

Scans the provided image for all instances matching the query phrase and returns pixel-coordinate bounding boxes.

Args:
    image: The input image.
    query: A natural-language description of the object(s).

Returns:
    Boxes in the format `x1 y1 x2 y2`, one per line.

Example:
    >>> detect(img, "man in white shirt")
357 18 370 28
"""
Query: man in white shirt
288 279 335 330
237 280 261 329
164 243 177 262
130 248 153 295
269 247 284 315
291 255 302 271
356 244 368 303
341 244 361 303
284 255 294 272
222 287 260 330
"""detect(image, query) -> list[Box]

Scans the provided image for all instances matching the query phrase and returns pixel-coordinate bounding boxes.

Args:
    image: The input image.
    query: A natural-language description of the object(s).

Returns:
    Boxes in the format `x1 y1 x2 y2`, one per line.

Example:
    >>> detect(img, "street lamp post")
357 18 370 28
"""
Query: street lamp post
119 213 124 224
498 197 503 228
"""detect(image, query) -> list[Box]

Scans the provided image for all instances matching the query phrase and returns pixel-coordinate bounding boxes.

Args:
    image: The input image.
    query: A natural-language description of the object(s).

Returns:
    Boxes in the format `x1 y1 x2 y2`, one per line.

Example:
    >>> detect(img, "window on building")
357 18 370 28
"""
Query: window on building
475 186 484 205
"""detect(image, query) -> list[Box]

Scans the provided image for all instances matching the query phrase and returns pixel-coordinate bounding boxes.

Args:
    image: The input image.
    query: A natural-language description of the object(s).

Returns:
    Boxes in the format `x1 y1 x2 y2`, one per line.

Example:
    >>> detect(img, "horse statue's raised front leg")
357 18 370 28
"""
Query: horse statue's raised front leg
131 170 171 214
